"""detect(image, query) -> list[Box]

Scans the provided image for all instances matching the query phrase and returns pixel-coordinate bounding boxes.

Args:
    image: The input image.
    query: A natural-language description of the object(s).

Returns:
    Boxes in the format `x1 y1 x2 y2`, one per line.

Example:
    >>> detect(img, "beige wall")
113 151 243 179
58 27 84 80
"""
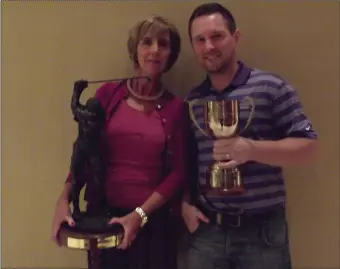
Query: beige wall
2 1 339 268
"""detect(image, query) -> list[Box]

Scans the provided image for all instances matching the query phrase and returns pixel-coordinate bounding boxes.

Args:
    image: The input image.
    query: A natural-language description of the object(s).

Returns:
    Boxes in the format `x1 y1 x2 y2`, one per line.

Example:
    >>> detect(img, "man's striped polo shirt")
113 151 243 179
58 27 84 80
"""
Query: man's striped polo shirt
185 61 318 212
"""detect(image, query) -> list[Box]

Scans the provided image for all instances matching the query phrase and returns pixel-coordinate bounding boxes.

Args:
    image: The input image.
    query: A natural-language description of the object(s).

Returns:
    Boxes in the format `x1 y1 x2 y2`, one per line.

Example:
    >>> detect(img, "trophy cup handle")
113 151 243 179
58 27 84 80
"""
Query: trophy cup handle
241 96 256 133
188 99 212 138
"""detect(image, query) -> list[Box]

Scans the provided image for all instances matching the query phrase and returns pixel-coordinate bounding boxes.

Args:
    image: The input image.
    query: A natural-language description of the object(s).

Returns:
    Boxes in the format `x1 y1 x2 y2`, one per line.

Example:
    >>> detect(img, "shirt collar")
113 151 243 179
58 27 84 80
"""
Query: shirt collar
201 61 251 94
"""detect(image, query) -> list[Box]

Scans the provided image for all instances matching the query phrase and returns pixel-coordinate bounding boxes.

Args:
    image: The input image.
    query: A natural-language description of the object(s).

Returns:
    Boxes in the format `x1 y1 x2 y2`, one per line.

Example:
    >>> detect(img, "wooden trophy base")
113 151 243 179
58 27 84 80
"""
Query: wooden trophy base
202 186 246 197
59 213 124 250
206 165 246 197
58 212 124 269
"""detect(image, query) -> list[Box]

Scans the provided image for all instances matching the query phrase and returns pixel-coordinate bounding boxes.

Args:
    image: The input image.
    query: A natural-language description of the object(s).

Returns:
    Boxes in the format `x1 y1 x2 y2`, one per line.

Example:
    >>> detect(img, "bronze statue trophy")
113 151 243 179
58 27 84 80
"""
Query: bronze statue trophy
57 78 126 269
57 77 150 269
188 97 255 197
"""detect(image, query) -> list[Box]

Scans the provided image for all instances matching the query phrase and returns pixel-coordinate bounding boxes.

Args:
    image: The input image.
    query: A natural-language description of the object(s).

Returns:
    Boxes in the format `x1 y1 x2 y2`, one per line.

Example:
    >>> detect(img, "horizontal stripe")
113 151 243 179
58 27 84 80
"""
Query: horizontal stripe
198 162 282 175
198 195 286 211
280 113 307 127
249 69 285 83
243 174 284 186
207 189 286 204
241 196 286 210
274 102 302 122
198 173 284 187
198 169 284 181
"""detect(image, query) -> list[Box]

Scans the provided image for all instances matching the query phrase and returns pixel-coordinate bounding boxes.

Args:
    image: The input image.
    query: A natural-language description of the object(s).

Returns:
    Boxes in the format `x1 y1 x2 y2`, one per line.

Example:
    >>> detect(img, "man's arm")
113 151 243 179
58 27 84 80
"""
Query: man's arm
250 137 317 166
214 82 318 169
251 83 318 166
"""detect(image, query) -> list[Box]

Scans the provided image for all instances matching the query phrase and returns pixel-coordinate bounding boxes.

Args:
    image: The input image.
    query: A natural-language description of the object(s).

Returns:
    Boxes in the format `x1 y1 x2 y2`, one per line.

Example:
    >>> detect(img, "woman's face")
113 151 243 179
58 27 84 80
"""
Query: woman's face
136 29 171 79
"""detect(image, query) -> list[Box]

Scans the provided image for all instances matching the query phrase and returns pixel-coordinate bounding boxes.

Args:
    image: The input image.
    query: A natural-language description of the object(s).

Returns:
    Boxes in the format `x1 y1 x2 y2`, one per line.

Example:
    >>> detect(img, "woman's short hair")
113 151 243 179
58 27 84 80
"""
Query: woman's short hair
127 15 181 72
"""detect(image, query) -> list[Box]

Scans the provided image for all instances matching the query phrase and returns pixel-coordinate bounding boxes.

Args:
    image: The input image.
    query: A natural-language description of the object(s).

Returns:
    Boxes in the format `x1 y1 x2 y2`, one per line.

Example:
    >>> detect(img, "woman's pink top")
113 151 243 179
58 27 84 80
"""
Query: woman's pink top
105 100 166 208
65 81 189 214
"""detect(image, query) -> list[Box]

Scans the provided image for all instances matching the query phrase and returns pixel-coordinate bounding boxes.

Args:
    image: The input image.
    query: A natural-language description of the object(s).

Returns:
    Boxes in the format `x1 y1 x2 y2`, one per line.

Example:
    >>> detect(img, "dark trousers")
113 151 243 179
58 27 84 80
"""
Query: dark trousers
186 204 292 269
99 207 178 269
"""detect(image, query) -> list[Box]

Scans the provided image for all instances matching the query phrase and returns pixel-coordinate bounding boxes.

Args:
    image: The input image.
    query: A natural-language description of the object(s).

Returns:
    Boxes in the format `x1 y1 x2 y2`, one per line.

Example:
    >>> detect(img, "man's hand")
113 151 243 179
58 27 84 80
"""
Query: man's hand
181 201 209 233
213 136 255 169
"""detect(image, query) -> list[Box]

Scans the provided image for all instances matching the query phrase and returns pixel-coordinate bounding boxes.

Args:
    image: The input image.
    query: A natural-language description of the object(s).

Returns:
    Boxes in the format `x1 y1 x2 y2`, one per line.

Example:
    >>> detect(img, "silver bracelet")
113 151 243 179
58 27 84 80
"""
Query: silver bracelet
135 207 148 227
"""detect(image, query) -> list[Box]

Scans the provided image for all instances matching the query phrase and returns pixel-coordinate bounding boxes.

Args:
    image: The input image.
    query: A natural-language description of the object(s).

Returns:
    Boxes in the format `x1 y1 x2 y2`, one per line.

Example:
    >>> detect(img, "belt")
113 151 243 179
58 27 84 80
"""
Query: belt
198 202 286 228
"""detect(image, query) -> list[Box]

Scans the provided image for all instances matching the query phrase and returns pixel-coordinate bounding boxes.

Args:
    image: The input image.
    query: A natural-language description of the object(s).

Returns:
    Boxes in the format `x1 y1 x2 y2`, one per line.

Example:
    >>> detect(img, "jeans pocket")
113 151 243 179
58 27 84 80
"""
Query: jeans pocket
261 209 289 248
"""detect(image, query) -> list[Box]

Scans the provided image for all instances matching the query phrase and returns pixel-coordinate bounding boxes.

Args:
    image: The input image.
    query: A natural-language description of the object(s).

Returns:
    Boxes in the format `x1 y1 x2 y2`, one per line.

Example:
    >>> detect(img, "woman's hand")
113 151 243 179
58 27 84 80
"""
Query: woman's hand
108 211 142 249
51 198 74 246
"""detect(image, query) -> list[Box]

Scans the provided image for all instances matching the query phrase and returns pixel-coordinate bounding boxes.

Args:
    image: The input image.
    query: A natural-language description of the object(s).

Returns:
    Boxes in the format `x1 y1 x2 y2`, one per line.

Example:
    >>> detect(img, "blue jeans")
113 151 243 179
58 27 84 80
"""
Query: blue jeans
186 206 292 269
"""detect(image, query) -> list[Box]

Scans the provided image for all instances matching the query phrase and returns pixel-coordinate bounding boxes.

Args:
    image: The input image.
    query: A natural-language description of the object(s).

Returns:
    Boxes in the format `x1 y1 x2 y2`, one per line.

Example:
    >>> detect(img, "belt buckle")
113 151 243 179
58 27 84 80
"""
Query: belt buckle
216 213 241 227
228 207 244 228
216 213 223 225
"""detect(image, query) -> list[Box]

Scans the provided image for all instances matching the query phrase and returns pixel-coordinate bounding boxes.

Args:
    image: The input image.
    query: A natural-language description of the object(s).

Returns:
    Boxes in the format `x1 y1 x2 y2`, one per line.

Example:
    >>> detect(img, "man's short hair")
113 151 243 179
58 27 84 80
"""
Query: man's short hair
188 2 237 40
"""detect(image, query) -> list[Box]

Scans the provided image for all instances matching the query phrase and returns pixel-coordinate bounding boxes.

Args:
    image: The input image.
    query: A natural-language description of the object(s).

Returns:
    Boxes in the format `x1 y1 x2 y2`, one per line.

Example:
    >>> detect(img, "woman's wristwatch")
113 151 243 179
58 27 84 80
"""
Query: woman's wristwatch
135 207 148 227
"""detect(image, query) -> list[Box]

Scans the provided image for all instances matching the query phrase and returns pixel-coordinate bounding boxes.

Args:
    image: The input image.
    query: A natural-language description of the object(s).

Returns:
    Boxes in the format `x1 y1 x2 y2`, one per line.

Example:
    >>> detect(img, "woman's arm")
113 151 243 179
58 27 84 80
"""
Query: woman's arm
139 102 188 216
58 181 72 202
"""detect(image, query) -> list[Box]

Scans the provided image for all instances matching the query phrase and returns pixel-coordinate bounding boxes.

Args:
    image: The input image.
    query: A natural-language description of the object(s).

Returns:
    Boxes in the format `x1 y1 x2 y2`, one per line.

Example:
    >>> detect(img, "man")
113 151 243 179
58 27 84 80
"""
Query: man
181 3 318 269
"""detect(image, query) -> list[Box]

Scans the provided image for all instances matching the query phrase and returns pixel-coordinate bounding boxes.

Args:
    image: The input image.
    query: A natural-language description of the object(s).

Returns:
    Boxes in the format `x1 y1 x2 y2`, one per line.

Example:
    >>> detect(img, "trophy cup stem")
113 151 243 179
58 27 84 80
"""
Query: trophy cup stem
209 164 245 196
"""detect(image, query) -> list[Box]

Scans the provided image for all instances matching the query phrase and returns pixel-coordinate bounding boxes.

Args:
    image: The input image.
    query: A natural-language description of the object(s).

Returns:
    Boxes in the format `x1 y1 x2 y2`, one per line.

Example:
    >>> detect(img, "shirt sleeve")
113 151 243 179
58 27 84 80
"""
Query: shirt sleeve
271 83 318 140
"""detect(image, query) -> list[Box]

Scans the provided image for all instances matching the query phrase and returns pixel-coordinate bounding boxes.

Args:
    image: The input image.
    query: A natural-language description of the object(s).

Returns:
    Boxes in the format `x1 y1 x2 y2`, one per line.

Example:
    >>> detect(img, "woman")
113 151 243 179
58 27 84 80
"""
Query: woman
51 15 187 269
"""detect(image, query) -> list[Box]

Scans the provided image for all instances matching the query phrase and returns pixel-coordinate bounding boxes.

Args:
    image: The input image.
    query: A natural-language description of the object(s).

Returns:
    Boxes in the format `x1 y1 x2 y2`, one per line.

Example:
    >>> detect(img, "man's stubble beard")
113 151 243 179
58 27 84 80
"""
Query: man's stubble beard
206 57 232 75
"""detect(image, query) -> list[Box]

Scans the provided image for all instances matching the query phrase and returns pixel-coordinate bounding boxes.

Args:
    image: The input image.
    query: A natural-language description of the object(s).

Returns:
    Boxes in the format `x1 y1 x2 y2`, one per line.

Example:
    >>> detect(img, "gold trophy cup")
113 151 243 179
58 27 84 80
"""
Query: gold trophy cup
188 97 255 197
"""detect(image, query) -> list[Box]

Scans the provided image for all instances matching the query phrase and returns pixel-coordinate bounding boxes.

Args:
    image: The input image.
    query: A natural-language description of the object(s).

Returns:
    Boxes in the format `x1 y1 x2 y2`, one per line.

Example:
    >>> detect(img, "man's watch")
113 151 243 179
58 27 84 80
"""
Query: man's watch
135 207 148 227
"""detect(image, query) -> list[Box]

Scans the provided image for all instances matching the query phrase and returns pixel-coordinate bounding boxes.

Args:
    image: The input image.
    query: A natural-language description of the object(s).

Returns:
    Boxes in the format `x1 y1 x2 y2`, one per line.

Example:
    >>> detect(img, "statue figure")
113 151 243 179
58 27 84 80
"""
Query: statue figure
69 80 107 219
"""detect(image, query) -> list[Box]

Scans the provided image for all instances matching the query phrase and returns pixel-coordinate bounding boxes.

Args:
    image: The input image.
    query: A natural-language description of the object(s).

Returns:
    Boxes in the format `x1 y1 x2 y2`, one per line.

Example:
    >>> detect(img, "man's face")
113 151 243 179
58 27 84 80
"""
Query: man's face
190 13 239 74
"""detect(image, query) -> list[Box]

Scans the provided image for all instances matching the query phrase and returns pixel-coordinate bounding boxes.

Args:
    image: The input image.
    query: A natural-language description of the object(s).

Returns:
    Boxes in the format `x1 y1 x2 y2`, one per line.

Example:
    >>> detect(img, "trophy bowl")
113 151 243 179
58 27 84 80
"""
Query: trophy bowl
188 97 255 197
58 212 124 250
